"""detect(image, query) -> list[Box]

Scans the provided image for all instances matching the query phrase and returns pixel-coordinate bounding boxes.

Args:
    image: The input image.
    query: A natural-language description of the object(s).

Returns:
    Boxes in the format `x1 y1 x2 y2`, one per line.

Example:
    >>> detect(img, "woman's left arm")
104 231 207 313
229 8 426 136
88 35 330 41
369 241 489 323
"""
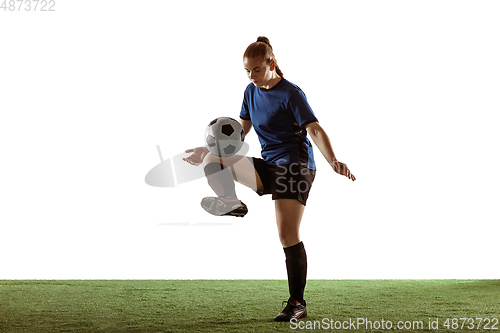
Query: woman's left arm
305 122 356 181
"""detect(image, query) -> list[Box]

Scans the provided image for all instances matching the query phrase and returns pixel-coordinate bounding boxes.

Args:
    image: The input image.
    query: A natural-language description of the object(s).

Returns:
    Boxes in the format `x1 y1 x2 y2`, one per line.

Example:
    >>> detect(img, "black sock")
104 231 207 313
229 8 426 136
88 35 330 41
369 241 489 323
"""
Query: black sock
203 162 237 199
284 241 307 303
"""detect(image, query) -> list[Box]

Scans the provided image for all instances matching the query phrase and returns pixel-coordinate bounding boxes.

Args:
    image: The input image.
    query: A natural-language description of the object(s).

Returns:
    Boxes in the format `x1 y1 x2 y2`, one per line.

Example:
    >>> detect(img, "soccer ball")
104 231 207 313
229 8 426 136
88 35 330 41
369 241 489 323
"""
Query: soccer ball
205 117 245 157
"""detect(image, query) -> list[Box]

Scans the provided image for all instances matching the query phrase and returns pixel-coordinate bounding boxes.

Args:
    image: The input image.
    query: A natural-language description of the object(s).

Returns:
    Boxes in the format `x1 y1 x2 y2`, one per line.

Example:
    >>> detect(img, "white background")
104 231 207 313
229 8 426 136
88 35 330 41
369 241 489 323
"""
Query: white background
1 0 499 279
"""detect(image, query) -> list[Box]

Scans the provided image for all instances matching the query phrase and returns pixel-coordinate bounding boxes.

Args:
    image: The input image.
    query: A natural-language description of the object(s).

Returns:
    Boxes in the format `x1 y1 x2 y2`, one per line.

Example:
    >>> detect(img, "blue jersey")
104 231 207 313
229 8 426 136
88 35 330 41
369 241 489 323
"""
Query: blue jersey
240 79 318 170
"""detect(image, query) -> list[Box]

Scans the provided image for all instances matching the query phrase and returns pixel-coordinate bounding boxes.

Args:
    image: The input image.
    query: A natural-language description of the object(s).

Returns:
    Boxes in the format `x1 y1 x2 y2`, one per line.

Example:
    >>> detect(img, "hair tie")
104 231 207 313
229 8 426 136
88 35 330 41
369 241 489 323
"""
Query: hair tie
258 39 269 45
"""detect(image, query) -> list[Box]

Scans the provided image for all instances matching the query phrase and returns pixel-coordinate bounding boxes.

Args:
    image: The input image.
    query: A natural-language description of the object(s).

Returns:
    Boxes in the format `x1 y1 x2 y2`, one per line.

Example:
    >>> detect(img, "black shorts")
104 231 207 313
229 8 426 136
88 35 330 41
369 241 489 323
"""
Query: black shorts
249 157 316 206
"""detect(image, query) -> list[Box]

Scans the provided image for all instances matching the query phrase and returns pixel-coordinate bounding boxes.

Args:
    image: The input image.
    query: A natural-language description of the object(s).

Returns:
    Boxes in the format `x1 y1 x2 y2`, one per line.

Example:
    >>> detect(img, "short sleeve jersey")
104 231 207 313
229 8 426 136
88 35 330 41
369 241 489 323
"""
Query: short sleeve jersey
240 79 318 170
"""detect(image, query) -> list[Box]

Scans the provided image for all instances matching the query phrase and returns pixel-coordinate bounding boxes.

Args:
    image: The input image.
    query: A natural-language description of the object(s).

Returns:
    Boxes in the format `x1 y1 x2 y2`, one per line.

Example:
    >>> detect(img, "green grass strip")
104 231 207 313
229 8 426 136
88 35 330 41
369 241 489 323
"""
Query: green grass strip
1 280 499 332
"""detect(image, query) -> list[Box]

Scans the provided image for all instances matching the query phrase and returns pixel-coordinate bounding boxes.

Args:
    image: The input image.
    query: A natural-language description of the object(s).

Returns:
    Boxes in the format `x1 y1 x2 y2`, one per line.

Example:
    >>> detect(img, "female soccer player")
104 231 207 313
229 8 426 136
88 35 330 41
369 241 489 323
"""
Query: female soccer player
184 36 355 322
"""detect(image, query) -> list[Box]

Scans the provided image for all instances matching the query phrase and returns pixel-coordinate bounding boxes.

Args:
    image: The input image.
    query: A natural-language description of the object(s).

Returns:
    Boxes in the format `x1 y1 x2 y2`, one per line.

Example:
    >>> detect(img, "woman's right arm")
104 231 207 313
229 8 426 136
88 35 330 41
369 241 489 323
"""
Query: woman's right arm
240 118 252 136
183 146 209 166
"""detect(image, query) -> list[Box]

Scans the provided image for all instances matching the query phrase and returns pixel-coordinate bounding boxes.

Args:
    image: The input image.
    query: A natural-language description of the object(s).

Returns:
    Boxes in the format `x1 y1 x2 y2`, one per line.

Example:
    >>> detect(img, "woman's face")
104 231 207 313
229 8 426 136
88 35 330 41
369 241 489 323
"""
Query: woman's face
243 57 275 88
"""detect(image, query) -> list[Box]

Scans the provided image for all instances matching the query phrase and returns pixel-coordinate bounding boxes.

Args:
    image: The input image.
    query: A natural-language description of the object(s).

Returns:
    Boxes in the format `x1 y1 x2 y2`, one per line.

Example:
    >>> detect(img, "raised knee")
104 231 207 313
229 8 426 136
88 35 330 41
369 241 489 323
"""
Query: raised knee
203 152 221 167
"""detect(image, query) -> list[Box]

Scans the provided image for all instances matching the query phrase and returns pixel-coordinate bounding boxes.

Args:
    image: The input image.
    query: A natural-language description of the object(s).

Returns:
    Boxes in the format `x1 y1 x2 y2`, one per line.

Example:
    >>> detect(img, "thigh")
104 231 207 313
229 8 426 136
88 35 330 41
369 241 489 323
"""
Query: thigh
203 152 264 192
275 198 306 247
231 156 265 192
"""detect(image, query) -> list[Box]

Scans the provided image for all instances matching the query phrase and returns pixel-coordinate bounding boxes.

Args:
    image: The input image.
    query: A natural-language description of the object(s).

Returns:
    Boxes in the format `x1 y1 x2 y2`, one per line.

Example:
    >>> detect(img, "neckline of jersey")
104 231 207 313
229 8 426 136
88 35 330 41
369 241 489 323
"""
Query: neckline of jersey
259 77 285 92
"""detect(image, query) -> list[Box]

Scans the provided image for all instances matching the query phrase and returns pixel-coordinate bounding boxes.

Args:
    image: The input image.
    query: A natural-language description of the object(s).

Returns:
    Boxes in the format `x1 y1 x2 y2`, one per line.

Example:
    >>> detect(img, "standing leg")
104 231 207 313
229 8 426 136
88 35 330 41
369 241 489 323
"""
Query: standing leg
275 198 305 248
274 198 308 321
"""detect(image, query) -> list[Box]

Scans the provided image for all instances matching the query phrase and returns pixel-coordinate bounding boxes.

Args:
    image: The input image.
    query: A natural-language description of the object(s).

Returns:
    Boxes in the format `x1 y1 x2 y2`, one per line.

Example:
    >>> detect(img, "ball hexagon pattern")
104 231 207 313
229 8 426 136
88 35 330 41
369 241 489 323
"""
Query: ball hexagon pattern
205 117 245 157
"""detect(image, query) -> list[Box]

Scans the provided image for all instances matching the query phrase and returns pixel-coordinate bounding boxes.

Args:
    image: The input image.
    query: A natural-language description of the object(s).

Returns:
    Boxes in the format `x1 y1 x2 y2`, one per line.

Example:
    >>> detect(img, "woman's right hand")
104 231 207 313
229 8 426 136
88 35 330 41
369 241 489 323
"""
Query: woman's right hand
183 146 210 166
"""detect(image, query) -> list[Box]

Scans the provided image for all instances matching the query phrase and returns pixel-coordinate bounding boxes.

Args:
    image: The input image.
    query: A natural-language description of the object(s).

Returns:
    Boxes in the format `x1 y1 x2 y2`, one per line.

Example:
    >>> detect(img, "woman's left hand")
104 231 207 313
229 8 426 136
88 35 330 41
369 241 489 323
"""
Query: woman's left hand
332 161 356 181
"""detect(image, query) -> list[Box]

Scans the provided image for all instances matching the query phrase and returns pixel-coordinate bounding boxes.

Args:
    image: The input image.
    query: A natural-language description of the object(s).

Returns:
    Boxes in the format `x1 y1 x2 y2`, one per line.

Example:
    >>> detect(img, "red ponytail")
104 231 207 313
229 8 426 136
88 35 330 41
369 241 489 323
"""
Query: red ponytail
243 36 284 78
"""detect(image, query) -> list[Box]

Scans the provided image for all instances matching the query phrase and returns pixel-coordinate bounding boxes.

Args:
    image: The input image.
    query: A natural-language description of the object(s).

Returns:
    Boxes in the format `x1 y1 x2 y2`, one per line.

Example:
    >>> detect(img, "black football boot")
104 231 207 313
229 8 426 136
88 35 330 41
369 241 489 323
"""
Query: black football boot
200 197 248 217
274 298 307 322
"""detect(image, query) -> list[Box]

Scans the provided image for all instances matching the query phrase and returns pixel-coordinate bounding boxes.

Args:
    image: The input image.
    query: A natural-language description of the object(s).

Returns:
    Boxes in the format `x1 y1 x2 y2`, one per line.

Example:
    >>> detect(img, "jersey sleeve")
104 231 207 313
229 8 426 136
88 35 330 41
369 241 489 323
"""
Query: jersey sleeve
239 89 251 121
288 89 318 128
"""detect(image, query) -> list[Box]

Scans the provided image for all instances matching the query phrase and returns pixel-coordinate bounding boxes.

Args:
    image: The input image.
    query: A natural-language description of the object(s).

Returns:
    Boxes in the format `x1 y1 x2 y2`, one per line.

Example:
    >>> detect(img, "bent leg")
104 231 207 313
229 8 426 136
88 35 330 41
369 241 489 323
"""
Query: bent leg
203 152 264 195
